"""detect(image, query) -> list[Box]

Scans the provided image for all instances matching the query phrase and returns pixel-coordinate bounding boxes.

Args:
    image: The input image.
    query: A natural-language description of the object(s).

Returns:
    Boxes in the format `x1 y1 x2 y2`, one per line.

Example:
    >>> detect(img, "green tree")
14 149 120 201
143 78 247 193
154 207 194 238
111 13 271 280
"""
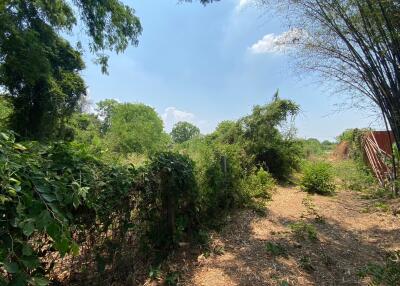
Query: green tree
263 0 400 154
106 103 167 154
171 121 201 143
240 93 301 180
0 1 142 139
96 99 120 135
209 120 242 145
68 113 102 146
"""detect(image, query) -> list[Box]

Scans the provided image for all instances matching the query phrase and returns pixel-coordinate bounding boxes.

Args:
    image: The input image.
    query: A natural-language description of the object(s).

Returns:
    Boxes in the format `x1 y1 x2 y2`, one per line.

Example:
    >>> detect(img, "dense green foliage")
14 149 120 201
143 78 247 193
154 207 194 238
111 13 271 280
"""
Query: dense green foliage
96 99 120 135
171 96 301 220
138 152 198 251
0 131 137 285
68 100 169 159
67 113 103 148
301 161 336 195
1 0 397 284
0 97 12 130
171 121 200 143
0 127 278 284
0 1 142 139
105 103 167 154
0 1 309 284
239 95 302 180
205 95 303 181
177 138 252 223
241 167 275 201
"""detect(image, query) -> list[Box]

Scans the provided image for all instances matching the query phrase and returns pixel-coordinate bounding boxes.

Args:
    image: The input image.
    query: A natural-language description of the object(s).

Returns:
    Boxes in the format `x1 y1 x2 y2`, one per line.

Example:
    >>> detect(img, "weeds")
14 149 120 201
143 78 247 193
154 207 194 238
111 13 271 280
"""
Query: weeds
358 251 400 286
165 271 180 286
265 242 288 257
362 201 391 213
333 159 376 192
149 266 161 280
302 195 324 223
374 202 391 212
299 255 315 272
289 221 318 241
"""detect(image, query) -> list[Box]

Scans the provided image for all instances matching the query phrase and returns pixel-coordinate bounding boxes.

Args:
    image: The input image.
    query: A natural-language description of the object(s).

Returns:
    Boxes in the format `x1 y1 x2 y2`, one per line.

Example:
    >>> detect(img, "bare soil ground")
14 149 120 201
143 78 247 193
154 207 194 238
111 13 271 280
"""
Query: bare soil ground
178 187 400 286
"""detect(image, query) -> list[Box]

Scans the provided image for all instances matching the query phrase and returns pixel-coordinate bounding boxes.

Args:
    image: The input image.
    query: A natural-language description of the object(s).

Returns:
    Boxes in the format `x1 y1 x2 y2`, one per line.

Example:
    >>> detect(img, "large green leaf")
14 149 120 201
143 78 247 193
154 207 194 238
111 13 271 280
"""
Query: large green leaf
20 220 35 237
3 262 19 273
29 277 50 286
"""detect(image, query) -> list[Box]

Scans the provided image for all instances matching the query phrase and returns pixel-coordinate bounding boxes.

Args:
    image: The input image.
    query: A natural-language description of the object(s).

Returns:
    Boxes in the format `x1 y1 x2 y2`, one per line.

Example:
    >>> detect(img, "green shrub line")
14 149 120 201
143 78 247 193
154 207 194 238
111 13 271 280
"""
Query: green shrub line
0 131 276 284
0 96 310 284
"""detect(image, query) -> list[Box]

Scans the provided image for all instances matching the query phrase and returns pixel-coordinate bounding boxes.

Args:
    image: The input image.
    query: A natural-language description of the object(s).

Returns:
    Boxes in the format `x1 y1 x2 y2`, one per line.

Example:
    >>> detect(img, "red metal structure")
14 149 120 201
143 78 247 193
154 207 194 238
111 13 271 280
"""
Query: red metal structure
362 131 395 185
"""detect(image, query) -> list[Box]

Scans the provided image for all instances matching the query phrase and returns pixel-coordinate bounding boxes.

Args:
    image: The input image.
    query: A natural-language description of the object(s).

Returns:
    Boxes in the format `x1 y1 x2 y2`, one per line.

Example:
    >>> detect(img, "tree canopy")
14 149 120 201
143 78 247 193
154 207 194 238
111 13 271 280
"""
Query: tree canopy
262 0 400 151
171 121 201 143
239 95 301 179
105 103 167 154
0 0 142 139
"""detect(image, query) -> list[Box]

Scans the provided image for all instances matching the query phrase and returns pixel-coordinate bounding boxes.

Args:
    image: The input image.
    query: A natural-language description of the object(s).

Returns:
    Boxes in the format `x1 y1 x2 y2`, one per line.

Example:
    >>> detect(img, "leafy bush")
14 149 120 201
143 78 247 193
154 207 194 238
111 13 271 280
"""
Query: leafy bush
253 139 303 181
241 167 275 200
177 138 277 224
0 96 12 130
105 103 168 154
208 95 303 181
239 96 302 181
0 131 137 285
0 93 306 284
301 161 336 195
138 152 198 251
177 138 250 225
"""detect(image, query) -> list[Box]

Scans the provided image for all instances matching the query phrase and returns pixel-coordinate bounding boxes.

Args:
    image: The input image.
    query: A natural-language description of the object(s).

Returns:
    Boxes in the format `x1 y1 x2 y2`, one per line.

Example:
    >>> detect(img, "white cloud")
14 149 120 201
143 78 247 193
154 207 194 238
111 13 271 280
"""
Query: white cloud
161 107 196 132
249 28 306 54
236 0 253 11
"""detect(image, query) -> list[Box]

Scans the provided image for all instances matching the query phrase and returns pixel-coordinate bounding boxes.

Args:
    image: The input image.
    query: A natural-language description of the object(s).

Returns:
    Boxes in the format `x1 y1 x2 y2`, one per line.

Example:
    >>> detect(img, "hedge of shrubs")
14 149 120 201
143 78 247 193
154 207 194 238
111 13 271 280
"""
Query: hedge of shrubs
0 131 275 285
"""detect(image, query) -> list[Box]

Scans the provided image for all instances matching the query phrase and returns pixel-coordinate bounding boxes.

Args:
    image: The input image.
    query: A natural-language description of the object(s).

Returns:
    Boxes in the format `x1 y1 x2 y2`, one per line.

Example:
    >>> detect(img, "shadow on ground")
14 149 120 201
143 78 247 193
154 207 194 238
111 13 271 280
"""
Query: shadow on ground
179 190 400 286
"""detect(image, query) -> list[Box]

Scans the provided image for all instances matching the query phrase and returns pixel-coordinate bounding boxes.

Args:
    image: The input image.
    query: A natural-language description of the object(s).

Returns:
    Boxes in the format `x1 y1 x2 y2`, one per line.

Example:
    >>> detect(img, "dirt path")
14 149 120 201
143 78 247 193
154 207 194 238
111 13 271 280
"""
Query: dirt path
181 187 400 286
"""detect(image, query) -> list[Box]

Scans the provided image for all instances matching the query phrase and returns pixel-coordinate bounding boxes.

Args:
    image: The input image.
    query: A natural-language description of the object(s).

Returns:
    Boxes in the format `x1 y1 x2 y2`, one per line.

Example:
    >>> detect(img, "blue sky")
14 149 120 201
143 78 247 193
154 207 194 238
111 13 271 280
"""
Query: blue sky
80 0 381 141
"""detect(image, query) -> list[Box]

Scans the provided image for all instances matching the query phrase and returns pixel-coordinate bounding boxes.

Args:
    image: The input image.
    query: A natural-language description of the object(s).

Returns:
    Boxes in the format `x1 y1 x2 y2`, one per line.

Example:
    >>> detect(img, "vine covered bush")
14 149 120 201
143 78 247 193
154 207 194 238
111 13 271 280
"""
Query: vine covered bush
0 96 300 284
138 152 199 251
177 139 253 225
0 131 137 285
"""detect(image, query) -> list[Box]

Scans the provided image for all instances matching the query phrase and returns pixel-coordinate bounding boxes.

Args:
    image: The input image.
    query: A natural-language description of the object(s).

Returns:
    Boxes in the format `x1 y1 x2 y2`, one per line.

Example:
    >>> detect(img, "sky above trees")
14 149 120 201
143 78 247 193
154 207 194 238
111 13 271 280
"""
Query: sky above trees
80 0 382 141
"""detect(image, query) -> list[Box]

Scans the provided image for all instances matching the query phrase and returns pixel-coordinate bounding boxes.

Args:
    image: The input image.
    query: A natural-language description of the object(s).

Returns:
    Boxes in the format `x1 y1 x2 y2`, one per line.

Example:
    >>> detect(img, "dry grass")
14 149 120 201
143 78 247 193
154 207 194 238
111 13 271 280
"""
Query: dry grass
171 187 400 286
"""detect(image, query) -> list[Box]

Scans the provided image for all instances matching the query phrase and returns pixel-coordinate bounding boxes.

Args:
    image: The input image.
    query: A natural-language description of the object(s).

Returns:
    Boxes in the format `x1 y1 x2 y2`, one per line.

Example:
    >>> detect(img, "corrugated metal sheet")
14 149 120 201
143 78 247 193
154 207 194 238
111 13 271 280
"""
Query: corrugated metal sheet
362 131 395 185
